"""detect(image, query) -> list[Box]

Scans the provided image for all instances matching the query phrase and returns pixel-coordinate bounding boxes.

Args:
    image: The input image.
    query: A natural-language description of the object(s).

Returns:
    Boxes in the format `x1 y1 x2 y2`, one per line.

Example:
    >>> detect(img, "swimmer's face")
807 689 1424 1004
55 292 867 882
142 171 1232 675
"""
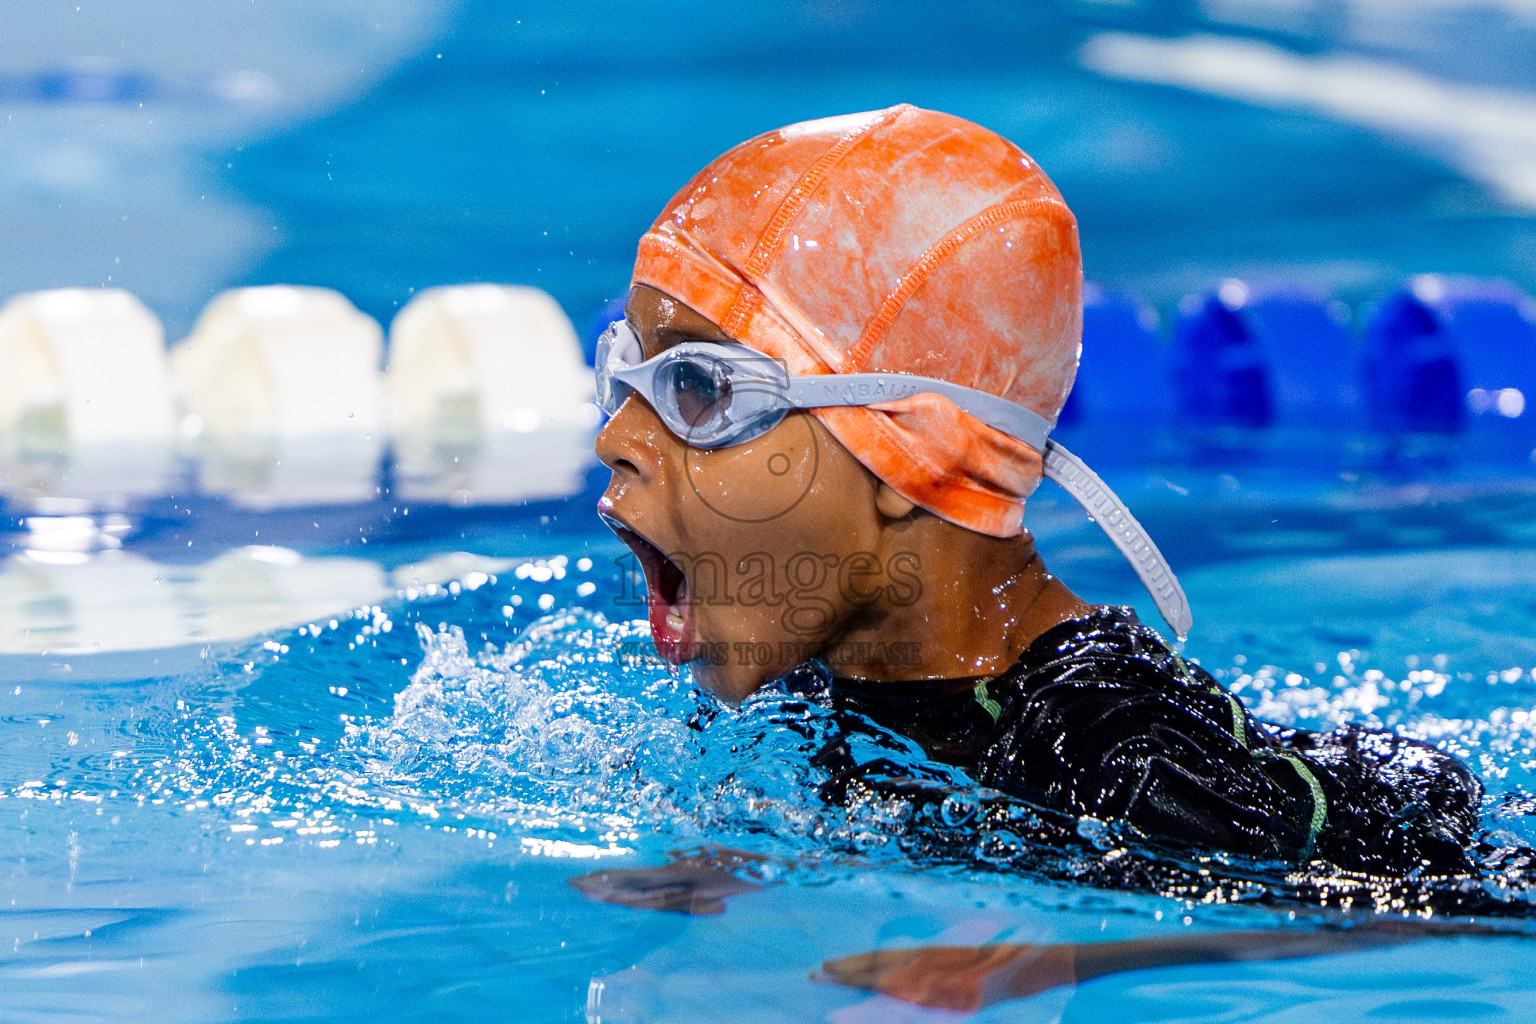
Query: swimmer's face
595 284 891 703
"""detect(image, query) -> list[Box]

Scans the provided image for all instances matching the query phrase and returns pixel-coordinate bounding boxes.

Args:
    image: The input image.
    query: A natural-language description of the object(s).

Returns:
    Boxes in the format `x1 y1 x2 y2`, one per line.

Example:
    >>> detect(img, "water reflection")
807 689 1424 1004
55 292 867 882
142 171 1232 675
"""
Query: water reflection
0 537 519 658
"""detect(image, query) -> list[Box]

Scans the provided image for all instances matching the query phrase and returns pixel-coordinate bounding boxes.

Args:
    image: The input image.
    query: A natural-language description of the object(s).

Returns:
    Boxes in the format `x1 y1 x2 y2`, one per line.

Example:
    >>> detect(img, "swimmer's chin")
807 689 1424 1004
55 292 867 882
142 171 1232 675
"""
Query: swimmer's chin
685 656 772 706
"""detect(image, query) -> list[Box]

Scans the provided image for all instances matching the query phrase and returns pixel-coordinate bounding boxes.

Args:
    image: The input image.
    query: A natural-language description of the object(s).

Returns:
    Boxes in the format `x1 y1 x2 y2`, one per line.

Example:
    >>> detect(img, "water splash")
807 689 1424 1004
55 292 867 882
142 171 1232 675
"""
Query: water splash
345 612 938 861
57 568 1536 920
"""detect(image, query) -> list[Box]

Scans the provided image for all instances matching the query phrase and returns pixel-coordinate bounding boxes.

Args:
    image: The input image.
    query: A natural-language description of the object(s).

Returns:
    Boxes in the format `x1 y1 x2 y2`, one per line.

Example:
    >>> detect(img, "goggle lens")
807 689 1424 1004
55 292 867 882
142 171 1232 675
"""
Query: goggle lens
665 356 733 430
595 321 640 415
593 322 786 447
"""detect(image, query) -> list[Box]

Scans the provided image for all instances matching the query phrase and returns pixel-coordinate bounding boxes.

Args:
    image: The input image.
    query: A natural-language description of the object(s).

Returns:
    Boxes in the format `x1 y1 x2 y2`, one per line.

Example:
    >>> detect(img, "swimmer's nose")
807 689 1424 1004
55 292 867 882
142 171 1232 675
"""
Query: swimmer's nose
594 396 669 484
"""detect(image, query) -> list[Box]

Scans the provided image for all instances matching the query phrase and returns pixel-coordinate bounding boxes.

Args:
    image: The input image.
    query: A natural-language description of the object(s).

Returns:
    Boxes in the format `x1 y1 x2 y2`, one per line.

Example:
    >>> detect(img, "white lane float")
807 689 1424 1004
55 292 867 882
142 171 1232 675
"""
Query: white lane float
0 288 177 501
172 285 386 508
385 284 600 505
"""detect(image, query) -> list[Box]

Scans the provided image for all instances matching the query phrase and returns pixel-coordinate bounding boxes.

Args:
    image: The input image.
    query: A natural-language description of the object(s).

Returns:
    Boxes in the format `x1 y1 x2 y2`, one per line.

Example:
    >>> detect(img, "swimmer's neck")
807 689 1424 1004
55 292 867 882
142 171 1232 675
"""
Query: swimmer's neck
824 521 1090 684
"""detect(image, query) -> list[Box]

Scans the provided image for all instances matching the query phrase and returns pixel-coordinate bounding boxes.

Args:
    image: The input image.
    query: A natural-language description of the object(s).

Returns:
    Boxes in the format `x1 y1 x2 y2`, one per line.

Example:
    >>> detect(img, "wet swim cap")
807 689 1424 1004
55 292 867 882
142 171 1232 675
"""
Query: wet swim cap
632 103 1081 537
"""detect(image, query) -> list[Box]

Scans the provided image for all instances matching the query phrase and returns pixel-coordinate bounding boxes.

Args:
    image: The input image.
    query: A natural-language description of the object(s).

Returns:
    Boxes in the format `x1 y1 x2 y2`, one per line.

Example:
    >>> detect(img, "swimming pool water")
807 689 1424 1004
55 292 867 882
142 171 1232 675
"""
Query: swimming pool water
3 463 1536 1022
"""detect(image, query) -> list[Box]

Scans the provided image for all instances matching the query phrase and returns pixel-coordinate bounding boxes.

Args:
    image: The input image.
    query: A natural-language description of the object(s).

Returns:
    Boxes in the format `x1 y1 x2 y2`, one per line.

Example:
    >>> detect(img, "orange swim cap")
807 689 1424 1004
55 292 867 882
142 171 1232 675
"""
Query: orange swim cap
632 104 1082 538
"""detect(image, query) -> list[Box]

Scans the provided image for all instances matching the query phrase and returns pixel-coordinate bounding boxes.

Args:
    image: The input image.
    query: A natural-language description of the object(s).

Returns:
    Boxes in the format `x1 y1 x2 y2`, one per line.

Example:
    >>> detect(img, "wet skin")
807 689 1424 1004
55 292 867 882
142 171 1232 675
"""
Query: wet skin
595 284 1088 704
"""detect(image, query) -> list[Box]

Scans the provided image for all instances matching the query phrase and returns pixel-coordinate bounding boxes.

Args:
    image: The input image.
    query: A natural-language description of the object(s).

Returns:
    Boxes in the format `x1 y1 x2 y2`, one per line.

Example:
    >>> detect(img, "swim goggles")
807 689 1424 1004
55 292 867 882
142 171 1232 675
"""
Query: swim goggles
595 319 1192 637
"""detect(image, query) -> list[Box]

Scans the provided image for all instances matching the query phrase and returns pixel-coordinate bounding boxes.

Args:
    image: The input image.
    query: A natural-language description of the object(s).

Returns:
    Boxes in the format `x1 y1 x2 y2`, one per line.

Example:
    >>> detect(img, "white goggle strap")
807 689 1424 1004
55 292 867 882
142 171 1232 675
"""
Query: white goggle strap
784 372 1053 453
1042 441 1192 639
788 370 1191 635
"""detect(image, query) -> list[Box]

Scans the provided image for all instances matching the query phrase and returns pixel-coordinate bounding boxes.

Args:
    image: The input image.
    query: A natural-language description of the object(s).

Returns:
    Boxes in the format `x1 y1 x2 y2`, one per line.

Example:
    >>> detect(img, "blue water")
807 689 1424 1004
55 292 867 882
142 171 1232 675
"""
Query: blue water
217 0 1536 340
7 2 1536 1018
4 464 1536 1021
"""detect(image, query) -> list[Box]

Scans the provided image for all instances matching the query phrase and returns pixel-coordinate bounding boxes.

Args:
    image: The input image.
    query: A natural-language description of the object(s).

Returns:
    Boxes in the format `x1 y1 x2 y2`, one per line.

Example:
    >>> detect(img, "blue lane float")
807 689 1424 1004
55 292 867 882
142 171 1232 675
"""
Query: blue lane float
1173 286 1271 429
1173 280 1357 430
1365 275 1536 439
1059 285 1170 428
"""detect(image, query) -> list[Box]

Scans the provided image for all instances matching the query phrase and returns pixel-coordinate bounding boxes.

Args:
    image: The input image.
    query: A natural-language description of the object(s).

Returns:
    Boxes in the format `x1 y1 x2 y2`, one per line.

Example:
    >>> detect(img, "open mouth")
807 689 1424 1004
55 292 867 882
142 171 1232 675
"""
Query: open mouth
598 511 693 665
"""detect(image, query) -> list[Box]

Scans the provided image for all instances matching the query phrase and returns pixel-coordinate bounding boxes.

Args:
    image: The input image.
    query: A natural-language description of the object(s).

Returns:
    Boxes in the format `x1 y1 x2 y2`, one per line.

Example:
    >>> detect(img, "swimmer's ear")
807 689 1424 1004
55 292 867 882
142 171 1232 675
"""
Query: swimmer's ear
875 481 917 521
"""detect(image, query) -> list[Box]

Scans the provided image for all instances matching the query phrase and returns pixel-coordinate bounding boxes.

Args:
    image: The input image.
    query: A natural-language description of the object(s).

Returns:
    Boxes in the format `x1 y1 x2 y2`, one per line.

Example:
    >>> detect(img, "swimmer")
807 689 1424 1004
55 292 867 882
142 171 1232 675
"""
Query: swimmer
576 105 1524 1002
581 103 1517 1007
593 104 1482 878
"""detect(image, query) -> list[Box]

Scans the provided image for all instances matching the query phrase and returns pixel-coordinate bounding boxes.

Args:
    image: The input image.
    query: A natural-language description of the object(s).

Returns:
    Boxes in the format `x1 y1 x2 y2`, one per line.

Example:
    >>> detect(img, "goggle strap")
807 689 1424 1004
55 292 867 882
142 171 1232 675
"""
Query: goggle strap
783 373 1053 453
605 362 652 416
1042 441 1193 639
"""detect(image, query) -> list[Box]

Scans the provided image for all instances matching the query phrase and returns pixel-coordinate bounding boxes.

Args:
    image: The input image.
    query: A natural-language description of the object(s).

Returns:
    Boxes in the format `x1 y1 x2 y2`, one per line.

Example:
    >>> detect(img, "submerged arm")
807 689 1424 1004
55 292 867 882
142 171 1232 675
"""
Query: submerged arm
567 845 770 915
817 923 1498 1013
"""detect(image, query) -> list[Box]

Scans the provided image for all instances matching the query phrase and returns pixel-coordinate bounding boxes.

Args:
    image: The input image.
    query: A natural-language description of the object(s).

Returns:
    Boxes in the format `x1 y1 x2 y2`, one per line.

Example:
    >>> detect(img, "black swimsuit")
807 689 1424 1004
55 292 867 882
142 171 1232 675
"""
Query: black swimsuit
828 606 1482 877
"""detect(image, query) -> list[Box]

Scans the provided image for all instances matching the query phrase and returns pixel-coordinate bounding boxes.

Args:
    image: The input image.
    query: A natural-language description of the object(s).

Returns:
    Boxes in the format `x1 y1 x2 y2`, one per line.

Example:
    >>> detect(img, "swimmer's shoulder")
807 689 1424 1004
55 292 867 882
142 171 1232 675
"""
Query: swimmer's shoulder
820 604 1216 757
993 603 1246 748
1013 603 1206 689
